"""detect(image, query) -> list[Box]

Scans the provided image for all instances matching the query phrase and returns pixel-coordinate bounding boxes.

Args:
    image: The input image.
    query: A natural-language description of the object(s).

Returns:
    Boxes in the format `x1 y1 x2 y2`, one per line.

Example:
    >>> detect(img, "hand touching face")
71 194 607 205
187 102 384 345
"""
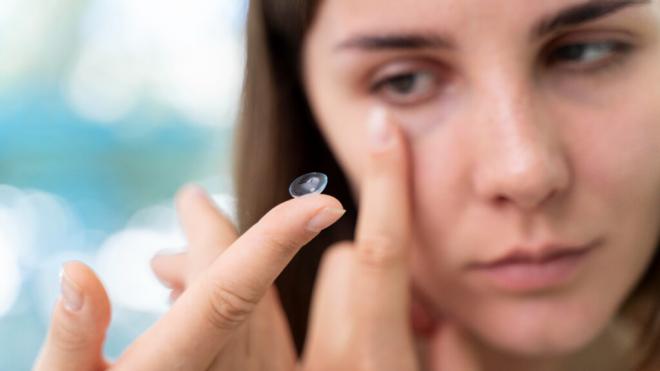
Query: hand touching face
304 0 660 359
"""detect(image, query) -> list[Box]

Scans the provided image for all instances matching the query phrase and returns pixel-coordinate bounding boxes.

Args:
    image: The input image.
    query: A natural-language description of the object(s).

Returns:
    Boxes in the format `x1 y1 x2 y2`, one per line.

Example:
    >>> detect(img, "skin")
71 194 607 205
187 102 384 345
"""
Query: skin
303 0 660 370
33 112 424 370
34 0 660 370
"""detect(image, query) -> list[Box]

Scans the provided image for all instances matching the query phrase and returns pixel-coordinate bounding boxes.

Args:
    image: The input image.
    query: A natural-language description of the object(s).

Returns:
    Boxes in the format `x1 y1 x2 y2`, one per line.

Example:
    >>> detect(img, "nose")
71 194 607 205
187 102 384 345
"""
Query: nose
472 83 571 211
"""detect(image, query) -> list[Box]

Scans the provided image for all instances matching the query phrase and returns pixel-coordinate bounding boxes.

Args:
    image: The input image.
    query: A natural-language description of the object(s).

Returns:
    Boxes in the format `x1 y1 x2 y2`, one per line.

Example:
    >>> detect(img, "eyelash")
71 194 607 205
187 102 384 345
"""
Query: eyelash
369 40 635 106
369 68 440 106
544 40 634 73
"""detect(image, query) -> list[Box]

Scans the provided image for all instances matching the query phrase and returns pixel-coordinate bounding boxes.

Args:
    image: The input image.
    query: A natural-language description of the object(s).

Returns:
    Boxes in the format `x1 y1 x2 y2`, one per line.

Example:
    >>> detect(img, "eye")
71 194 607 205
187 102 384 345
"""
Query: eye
370 69 441 106
546 40 633 71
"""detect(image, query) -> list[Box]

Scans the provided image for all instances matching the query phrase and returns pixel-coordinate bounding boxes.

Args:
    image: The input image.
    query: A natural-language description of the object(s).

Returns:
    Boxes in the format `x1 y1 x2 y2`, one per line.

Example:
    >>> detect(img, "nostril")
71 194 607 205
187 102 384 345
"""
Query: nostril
494 188 559 210
494 195 509 206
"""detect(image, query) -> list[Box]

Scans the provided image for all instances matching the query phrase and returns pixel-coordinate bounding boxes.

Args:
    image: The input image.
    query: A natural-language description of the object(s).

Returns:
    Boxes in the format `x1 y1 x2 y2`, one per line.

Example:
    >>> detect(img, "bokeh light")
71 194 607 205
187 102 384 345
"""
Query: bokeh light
0 0 244 368
67 0 245 127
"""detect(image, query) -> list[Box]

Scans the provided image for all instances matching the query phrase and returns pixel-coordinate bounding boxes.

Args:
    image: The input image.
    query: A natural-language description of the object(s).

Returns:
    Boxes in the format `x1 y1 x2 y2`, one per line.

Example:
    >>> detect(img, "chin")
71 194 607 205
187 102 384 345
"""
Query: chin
457 294 617 359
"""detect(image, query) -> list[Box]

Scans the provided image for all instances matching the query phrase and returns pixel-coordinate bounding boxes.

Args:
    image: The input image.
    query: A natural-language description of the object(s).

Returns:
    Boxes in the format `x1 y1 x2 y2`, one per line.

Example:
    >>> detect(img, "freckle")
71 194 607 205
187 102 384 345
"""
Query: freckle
289 172 329 198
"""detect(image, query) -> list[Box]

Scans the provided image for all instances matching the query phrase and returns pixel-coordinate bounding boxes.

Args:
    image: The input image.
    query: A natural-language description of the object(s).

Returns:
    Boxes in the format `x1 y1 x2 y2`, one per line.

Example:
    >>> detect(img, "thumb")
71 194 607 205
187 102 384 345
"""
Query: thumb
33 261 111 371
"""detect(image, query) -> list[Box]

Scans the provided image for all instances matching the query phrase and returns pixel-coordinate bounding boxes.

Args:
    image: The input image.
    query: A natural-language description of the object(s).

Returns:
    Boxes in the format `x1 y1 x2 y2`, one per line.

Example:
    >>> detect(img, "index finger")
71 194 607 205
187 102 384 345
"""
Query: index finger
115 194 345 370
354 107 416 338
356 107 413 257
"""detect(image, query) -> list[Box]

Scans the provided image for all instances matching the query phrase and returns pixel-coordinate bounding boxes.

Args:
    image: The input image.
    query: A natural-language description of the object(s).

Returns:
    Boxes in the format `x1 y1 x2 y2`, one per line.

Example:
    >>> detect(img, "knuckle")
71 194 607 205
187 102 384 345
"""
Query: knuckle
356 235 405 268
205 281 258 331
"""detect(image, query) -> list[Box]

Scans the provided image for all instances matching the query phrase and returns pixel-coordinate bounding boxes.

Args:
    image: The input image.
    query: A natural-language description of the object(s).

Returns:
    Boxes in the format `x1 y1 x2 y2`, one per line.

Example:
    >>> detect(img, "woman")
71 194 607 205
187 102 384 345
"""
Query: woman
34 0 660 370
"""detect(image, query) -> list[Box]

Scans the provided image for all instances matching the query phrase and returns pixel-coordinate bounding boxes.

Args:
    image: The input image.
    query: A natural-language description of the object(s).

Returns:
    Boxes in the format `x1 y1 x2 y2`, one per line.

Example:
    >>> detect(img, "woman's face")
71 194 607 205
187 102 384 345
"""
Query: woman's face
303 0 660 357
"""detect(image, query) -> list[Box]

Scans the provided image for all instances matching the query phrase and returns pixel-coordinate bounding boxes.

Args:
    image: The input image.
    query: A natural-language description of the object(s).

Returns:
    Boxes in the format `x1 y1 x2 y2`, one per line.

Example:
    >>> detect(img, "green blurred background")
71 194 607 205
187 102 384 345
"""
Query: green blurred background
0 0 246 369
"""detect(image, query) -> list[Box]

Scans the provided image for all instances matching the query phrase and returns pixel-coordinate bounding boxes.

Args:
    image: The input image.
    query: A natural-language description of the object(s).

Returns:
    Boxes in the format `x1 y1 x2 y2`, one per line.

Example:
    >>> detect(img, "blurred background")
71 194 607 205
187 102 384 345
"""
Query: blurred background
0 0 246 369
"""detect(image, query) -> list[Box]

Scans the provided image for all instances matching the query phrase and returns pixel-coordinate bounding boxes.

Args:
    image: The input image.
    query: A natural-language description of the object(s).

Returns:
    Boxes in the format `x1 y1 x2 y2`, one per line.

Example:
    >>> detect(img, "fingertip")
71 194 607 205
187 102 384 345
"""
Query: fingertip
366 108 410 175
61 261 96 290
368 106 393 151
269 194 346 234
35 262 110 371
175 183 238 244
282 193 344 213
150 250 185 269
60 261 110 326
317 194 344 210
150 251 186 289
175 183 208 210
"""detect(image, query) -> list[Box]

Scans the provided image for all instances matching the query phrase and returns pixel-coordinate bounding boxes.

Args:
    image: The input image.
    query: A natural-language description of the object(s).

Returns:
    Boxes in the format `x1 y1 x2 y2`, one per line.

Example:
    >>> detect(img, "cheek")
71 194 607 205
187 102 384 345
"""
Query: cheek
408 129 475 297
570 109 660 202
568 99 660 321
570 48 660 218
408 123 482 268
567 91 660 263
406 93 660 355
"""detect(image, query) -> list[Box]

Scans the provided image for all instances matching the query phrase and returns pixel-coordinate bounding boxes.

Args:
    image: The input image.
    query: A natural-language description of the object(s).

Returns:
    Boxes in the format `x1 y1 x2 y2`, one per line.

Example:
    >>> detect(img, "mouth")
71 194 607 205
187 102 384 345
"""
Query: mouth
466 238 602 293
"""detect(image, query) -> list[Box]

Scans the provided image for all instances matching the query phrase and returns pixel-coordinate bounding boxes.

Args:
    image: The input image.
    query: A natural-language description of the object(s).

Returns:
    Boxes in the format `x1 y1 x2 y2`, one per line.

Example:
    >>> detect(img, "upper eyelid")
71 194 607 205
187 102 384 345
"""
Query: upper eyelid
550 39 625 52
363 34 635 84
370 68 439 92
372 71 427 89
371 58 442 73
544 39 634 61
369 59 444 80
543 29 637 50
366 37 629 71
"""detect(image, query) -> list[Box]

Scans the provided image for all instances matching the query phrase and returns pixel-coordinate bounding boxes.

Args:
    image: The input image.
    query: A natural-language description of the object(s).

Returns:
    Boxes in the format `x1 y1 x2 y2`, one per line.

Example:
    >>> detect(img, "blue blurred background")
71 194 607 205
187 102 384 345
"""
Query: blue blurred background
0 1 246 369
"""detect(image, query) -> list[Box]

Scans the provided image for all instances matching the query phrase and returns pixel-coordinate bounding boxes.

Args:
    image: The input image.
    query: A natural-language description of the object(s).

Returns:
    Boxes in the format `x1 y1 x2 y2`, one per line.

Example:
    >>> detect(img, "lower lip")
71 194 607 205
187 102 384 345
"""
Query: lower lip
470 247 596 293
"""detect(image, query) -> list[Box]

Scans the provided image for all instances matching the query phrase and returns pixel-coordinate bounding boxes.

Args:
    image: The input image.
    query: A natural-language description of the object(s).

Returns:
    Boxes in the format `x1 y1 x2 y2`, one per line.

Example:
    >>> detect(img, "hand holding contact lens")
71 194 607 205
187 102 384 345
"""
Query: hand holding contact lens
289 172 329 198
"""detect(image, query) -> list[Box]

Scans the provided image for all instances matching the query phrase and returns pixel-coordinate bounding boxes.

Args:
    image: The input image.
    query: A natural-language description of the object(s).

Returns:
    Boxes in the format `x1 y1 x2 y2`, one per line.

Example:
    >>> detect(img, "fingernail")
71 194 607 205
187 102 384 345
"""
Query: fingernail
307 207 346 232
368 107 393 150
59 267 83 312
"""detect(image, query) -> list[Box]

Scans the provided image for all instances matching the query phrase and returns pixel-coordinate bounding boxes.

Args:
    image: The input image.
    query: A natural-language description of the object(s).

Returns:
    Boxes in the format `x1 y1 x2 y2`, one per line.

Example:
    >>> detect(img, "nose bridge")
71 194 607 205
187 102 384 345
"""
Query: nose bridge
471 68 571 210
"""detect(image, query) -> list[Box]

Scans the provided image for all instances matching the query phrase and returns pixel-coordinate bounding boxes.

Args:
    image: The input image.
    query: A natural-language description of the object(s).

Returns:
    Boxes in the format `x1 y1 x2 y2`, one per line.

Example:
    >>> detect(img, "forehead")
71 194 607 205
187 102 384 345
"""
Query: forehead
313 0 555 33
309 0 652 43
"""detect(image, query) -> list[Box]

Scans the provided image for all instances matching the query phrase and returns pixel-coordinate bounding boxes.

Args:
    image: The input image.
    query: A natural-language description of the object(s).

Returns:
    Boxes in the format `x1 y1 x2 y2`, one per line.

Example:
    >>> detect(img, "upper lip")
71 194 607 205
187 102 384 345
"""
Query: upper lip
469 239 599 269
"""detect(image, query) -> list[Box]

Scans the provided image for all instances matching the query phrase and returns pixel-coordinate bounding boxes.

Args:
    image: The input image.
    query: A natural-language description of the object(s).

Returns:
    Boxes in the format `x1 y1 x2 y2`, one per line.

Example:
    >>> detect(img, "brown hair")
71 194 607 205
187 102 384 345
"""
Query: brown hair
232 0 660 368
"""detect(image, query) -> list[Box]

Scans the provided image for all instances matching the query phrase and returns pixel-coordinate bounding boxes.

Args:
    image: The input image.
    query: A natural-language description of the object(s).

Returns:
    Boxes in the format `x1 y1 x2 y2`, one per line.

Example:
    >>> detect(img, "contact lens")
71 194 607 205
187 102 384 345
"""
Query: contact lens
289 172 328 198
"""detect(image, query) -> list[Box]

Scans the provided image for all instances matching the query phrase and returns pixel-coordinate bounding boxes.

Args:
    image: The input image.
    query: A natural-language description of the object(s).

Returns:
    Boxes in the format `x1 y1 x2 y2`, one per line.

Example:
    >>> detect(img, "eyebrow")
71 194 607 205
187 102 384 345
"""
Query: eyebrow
335 33 454 51
335 0 650 52
533 0 650 38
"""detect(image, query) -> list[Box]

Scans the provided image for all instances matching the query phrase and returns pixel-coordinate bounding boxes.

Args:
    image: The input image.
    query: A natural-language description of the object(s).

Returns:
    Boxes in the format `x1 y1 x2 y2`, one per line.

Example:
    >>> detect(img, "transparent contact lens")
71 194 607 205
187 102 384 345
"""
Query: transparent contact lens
289 172 328 198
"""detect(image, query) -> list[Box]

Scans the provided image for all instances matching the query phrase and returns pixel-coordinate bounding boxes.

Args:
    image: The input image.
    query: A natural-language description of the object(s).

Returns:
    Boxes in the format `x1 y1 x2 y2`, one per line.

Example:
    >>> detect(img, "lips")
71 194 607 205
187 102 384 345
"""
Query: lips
467 239 601 292
470 239 600 269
